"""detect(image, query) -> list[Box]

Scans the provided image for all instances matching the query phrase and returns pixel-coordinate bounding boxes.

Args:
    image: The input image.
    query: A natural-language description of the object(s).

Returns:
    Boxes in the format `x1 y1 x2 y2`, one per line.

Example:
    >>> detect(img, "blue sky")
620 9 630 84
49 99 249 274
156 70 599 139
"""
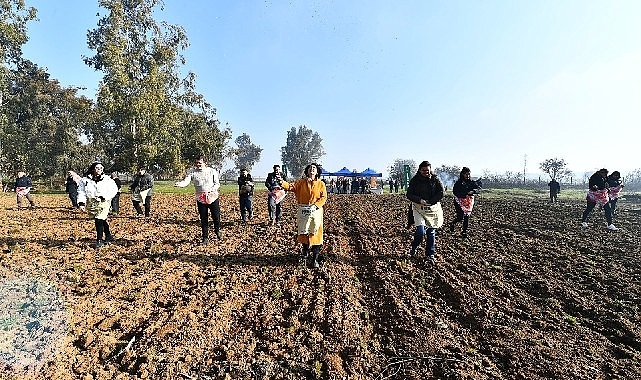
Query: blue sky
22 0 641 178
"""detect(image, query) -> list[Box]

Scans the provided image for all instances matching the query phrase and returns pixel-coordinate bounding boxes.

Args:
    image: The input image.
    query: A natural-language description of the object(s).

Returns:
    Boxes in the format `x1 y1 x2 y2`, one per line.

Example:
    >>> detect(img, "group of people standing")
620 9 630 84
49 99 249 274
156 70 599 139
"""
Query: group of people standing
65 163 158 248
328 177 372 194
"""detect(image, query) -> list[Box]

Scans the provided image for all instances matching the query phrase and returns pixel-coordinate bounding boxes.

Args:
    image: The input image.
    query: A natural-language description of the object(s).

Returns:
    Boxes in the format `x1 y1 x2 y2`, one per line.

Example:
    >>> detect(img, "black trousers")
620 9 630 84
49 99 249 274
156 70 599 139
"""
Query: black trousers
450 202 470 232
94 218 112 241
133 196 152 217
582 201 613 225
197 199 221 239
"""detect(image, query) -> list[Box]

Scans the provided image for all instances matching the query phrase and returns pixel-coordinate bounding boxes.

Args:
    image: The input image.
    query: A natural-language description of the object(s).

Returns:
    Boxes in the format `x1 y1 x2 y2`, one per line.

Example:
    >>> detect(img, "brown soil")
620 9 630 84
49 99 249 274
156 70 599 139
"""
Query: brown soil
1 192 640 379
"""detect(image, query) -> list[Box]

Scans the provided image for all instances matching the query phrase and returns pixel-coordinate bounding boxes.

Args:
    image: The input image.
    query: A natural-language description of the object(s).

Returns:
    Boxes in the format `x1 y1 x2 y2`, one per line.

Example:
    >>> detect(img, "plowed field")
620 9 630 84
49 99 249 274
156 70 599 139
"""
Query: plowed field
1 191 640 379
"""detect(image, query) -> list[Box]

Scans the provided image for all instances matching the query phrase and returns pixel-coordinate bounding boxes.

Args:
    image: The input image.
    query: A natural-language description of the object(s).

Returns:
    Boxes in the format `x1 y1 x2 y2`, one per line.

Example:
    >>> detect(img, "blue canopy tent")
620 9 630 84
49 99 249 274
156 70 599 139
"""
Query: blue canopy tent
320 167 332 176
332 167 360 177
359 168 383 177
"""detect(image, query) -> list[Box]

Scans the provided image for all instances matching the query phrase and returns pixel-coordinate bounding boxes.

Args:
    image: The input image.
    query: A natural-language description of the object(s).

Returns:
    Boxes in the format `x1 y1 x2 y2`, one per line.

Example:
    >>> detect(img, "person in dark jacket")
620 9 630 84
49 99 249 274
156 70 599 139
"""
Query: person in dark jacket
265 164 285 225
581 168 616 230
130 166 154 217
406 161 445 261
351 177 359 194
15 171 36 209
237 168 254 222
65 171 80 208
448 167 481 237
110 172 122 214
548 178 560 203
607 171 624 217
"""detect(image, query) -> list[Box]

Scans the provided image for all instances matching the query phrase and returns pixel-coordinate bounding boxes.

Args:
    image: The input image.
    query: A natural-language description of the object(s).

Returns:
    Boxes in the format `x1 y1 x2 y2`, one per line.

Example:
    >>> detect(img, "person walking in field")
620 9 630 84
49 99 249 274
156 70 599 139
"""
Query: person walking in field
406 161 445 262
130 166 154 218
14 171 36 210
607 171 624 217
77 161 119 248
265 164 286 225
280 163 327 268
548 178 560 203
175 156 222 245
237 168 254 222
448 167 481 238
65 171 80 208
110 172 122 214
581 168 617 230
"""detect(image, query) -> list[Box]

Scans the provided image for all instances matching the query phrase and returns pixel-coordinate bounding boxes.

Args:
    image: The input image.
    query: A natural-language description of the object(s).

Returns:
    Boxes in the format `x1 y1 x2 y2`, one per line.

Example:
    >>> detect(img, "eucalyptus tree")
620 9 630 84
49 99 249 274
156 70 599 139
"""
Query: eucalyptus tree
0 0 36 65
280 125 324 179
0 0 37 175
3 60 93 177
84 0 229 175
232 133 263 172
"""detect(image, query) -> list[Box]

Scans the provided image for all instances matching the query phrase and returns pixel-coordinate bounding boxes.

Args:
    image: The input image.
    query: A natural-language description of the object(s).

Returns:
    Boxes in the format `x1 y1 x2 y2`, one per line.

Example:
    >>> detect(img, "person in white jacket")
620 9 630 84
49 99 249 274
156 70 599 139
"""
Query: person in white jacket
175 156 222 245
77 161 119 248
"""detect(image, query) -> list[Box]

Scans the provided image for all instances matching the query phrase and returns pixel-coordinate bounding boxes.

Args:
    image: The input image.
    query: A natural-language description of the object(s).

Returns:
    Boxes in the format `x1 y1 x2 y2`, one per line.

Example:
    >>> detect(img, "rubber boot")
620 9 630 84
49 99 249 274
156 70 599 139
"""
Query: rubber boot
311 245 321 268
300 244 310 264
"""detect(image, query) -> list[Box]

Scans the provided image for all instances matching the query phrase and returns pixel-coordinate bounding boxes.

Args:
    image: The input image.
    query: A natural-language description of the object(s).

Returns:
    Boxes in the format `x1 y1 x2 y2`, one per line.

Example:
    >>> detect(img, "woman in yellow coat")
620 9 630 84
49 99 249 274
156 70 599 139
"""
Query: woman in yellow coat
280 163 327 268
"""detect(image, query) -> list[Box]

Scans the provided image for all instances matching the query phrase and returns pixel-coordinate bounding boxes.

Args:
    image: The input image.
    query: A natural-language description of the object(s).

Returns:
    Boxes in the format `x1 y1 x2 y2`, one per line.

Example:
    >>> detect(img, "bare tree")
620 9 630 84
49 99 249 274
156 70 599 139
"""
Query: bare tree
539 158 571 180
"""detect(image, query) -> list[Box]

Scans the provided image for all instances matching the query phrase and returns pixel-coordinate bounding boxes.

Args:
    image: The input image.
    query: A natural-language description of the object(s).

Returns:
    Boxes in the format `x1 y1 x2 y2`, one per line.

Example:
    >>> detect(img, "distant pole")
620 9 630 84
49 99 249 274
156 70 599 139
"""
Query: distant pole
523 154 527 184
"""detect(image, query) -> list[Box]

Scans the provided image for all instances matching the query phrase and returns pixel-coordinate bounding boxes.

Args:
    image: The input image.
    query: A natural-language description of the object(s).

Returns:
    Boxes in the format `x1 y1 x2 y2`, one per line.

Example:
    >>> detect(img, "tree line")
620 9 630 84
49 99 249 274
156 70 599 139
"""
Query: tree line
0 0 324 183
2 1 638 189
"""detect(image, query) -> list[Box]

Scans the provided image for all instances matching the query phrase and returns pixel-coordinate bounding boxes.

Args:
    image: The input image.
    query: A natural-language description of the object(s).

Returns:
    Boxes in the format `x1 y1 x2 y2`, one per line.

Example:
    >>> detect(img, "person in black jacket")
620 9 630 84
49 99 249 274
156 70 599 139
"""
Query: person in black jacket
265 165 285 225
65 171 79 208
130 166 154 218
237 168 254 222
14 171 36 209
406 161 445 261
581 168 616 230
110 172 122 214
548 178 560 203
448 167 481 237
607 171 624 217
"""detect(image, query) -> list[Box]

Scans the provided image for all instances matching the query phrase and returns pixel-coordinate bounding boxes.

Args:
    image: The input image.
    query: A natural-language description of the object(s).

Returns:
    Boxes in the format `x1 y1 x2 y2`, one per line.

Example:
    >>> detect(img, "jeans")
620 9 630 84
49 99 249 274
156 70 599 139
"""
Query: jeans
239 196 253 220
610 198 618 217
411 225 437 256
68 191 78 207
582 201 613 225
268 196 283 221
